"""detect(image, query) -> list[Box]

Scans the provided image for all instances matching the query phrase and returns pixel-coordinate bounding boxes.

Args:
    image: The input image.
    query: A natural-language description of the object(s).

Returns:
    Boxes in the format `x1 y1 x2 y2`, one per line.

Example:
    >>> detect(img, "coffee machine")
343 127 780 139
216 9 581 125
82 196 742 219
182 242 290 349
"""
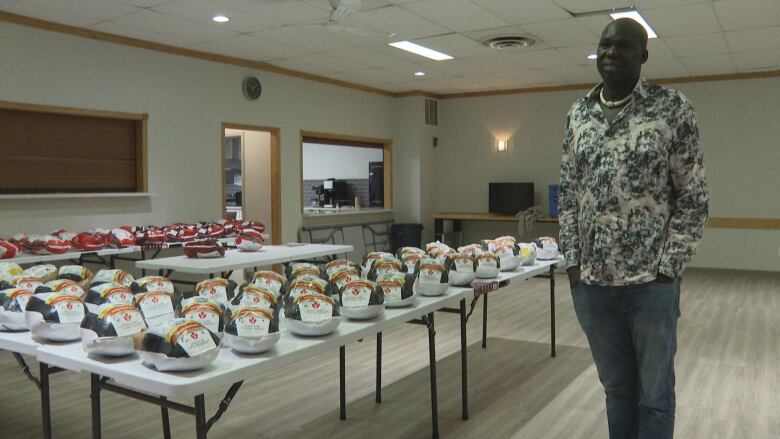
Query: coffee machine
322 178 347 207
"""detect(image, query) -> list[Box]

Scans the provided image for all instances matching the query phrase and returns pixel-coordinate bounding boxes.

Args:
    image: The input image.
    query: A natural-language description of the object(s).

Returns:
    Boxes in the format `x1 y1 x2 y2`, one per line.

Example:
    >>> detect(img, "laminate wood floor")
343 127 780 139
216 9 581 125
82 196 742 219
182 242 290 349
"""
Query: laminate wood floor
1 268 778 439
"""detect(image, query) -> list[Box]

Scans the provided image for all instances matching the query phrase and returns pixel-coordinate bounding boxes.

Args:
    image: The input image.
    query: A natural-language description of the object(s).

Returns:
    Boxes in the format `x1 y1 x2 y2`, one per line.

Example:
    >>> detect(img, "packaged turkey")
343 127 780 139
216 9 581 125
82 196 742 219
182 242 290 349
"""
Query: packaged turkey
415 257 449 296
138 318 220 372
493 243 521 271
0 262 23 290
517 243 538 265
195 278 237 308
366 257 403 281
285 275 329 304
230 284 280 318
91 269 135 288
0 287 34 330
25 293 86 341
338 279 384 320
132 277 182 326
361 252 394 273
22 264 58 283
533 237 560 260
284 293 340 336
474 252 501 279
235 228 264 251
183 239 225 258
84 282 135 312
285 262 322 281
0 239 20 259
444 253 476 286
177 297 226 338
376 272 416 308
57 265 93 290
250 271 288 297
35 279 86 300
224 306 280 354
81 303 147 356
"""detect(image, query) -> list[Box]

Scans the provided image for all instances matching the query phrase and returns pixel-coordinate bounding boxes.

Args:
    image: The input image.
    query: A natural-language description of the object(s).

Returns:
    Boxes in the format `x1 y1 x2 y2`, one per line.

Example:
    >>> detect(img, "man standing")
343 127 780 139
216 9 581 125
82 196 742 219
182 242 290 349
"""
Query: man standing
558 18 709 439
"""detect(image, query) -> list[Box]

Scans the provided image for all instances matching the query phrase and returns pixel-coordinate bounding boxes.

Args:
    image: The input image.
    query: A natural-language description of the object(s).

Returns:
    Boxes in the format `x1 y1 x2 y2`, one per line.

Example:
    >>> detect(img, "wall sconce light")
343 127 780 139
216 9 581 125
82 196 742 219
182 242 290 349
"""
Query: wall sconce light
495 138 510 152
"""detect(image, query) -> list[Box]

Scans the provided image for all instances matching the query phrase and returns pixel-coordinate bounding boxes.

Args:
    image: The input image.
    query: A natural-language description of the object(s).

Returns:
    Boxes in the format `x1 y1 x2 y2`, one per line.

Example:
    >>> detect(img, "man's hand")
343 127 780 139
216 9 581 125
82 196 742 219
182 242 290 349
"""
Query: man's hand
655 273 674 284
567 266 581 290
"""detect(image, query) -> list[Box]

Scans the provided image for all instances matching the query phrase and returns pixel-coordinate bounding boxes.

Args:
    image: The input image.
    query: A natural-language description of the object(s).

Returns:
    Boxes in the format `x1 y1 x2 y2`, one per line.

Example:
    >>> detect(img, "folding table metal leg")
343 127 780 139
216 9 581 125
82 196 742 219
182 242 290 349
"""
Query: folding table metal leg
482 292 488 349
426 312 439 439
91 374 102 439
161 397 172 439
376 332 382 403
339 345 346 420
40 363 52 439
460 298 469 420
195 394 207 439
549 265 557 357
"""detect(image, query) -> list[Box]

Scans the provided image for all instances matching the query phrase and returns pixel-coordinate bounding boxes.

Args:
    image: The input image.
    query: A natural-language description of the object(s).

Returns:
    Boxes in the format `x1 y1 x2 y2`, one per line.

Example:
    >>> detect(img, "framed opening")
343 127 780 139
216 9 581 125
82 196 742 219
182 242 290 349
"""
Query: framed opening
300 130 393 213
221 123 281 245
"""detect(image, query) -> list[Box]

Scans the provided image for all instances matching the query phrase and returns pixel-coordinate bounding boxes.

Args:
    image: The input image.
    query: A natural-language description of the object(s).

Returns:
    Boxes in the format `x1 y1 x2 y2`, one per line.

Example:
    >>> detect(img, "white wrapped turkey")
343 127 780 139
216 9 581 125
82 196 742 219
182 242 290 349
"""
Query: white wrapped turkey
138 318 220 372
474 253 501 279
338 279 384 320
414 257 449 296
25 293 85 341
84 283 134 313
80 303 147 356
0 287 34 331
444 253 476 286
224 306 280 354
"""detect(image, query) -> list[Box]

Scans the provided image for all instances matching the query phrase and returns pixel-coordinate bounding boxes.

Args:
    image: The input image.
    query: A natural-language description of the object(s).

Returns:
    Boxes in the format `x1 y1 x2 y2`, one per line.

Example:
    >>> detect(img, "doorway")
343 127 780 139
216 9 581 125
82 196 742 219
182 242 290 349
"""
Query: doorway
221 123 281 245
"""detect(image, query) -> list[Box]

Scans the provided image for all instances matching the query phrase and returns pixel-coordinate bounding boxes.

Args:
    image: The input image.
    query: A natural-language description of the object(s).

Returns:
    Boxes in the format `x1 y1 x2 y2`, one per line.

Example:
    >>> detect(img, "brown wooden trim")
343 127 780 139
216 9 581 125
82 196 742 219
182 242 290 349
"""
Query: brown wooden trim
300 131 393 147
439 83 598 100
302 136 384 149
0 11 394 98
0 99 145 120
707 217 780 230
136 114 148 192
221 123 282 243
299 130 304 217
394 90 443 99
383 142 393 209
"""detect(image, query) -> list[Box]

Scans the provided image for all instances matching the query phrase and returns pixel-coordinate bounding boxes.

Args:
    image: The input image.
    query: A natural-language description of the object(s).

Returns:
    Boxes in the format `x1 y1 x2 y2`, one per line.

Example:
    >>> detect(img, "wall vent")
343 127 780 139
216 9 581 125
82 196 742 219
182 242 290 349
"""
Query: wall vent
424 98 438 127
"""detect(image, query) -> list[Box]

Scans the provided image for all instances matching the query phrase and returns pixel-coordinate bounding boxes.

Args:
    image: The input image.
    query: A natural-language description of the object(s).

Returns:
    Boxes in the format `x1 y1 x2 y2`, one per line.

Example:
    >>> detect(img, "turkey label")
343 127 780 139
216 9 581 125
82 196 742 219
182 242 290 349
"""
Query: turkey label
298 296 333 323
253 273 284 294
47 296 84 324
379 283 402 303
420 264 443 283
453 258 473 273
333 271 359 289
289 282 324 302
98 285 133 306
143 278 174 294
342 284 372 307
241 289 276 310
16 278 42 291
234 309 271 337
478 256 498 268
100 306 145 337
167 322 216 357
184 307 220 333
139 293 174 322
10 289 32 311
198 281 228 304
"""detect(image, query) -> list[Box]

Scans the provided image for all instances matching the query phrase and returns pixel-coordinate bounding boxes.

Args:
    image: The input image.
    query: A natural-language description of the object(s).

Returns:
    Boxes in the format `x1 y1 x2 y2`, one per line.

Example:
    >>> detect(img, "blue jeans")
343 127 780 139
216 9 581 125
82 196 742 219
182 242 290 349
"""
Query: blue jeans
571 280 680 439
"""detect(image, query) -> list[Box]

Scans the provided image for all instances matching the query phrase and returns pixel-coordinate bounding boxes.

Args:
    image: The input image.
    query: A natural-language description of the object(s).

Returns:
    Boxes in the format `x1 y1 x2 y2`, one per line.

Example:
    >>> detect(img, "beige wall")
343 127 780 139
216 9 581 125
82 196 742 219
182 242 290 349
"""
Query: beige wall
0 22 405 244
435 77 780 272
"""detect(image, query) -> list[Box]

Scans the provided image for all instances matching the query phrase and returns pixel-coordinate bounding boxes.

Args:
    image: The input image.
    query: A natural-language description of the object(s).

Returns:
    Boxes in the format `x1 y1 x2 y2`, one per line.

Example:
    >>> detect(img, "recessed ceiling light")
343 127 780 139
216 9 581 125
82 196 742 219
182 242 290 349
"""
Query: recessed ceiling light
414 71 426 77
212 15 230 23
587 53 597 60
388 41 453 61
609 9 657 38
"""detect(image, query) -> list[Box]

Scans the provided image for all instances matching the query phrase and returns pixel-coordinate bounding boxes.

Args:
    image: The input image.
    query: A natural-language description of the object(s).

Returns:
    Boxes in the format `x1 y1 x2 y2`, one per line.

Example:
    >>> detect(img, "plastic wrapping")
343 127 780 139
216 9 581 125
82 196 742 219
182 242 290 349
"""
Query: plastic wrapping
475 253 501 279
284 294 340 336
195 278 237 308
178 297 226 337
138 318 220 371
376 273 416 308
84 283 135 313
22 264 58 283
444 253 476 286
25 293 85 341
80 303 147 356
338 279 384 320
224 306 280 354
0 287 34 330
285 263 322 281
414 258 449 296
91 269 135 288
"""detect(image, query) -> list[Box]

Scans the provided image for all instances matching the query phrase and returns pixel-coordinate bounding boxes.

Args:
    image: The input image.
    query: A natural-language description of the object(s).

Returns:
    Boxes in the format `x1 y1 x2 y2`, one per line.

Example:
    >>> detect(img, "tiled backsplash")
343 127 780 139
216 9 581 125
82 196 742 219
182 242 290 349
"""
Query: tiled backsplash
303 179 371 207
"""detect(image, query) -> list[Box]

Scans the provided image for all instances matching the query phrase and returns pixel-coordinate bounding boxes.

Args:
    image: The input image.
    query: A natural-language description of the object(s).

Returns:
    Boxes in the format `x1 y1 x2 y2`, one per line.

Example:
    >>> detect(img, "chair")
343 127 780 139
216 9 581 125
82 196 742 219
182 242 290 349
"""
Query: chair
297 224 349 265
362 220 394 254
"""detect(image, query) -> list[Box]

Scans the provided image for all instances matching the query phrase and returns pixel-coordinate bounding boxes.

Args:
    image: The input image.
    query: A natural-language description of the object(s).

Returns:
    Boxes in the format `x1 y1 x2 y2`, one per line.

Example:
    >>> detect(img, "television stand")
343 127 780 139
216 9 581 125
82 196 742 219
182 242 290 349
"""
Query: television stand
433 212 558 246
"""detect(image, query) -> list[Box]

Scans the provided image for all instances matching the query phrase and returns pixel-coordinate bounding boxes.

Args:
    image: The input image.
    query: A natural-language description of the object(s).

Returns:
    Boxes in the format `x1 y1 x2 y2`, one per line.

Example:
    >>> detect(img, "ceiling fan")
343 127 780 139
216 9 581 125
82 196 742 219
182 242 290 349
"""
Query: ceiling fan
299 0 393 38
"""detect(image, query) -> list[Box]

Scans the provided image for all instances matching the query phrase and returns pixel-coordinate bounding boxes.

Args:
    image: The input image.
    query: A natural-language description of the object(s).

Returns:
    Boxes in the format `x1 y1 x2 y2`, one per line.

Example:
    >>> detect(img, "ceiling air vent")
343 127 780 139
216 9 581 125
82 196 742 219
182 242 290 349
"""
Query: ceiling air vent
480 35 536 51
424 98 438 127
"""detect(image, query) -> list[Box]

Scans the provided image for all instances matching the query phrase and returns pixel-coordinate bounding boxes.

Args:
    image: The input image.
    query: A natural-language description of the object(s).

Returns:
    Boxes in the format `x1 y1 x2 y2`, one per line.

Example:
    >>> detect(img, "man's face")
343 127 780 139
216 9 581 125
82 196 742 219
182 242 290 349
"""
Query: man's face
596 22 647 86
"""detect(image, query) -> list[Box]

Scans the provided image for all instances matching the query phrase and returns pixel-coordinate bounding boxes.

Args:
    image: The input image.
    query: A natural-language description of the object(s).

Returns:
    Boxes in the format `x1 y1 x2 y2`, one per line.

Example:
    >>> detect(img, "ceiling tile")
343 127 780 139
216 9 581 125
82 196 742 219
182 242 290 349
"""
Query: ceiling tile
151 0 277 33
0 2 107 27
472 73 526 89
647 38 675 60
574 14 612 36
640 57 688 79
732 50 780 72
643 3 722 37
352 5 450 39
557 44 599 65
714 0 780 31
471 0 571 25
253 26 363 52
111 9 239 42
678 53 736 75
522 18 598 48
338 63 436 83
514 68 563 85
414 33 494 58
665 32 730 58
544 65 599 84
211 0 330 25
551 0 627 14
272 52 374 73
90 20 203 47
725 26 780 53
421 57 504 76
502 48 578 70
302 0 393 12
21 0 140 21
400 0 508 32
191 33 314 61
326 47 409 68
119 0 175 7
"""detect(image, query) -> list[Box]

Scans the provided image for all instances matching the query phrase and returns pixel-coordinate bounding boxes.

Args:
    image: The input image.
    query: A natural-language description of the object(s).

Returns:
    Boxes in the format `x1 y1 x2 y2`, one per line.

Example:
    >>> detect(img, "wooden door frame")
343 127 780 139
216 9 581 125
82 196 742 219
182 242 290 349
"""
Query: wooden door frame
221 123 282 246
299 130 393 214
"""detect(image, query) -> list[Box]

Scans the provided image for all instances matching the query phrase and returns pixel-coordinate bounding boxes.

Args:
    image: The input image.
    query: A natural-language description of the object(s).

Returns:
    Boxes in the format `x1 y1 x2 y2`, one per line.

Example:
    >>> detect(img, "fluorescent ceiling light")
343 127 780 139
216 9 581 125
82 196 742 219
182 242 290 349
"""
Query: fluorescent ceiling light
212 15 230 23
587 53 597 60
414 71 426 77
388 41 453 61
609 10 657 38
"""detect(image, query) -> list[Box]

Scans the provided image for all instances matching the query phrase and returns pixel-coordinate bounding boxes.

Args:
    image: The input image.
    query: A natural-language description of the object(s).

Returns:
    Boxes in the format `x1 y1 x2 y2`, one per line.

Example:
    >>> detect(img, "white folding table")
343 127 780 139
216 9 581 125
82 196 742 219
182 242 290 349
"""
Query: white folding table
37 288 469 439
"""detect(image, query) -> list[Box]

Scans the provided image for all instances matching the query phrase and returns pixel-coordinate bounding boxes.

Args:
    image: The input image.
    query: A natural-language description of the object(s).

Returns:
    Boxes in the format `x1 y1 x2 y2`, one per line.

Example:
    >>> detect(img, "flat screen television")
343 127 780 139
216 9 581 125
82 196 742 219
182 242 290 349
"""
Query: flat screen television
489 182 534 216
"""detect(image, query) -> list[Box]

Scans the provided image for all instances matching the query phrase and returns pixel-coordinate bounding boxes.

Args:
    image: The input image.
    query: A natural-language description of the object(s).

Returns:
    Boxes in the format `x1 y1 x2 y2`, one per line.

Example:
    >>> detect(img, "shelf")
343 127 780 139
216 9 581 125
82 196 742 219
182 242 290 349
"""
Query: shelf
0 192 156 200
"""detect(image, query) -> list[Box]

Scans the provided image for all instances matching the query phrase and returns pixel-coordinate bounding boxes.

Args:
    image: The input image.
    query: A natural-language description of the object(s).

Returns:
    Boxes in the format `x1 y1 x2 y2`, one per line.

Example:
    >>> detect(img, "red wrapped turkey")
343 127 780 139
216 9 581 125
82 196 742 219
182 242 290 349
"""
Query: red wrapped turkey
184 240 225 258
197 222 225 239
27 234 71 255
235 229 264 252
107 228 136 248
72 232 106 251
0 239 19 259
